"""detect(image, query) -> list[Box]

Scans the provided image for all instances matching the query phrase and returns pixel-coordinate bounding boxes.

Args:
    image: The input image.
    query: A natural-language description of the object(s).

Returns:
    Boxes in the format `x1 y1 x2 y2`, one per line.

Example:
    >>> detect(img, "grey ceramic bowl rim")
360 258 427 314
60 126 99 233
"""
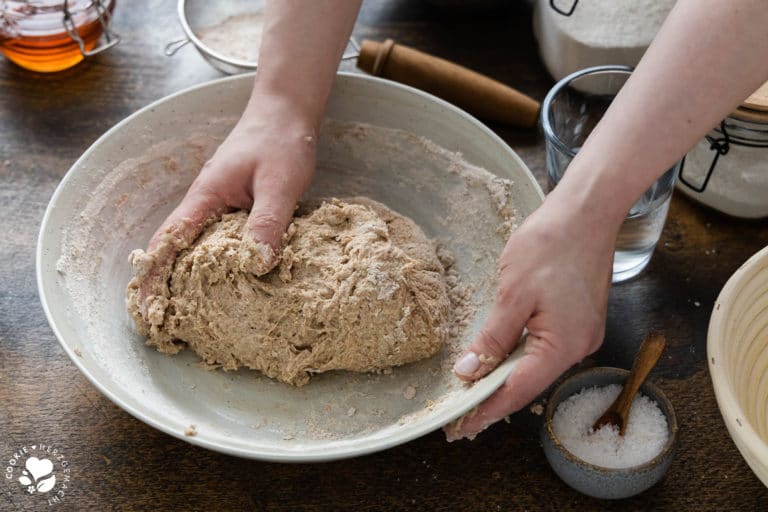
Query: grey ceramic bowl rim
543 366 679 474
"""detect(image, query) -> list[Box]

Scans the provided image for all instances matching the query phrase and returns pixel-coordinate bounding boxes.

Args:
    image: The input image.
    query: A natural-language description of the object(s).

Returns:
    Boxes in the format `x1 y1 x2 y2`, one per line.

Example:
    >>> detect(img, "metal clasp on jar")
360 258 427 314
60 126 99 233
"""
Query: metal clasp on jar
549 0 579 17
679 117 768 193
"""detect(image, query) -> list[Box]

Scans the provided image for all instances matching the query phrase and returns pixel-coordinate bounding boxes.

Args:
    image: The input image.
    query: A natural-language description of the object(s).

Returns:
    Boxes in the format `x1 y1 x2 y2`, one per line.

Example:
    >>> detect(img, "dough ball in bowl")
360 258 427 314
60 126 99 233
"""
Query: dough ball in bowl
126 198 451 387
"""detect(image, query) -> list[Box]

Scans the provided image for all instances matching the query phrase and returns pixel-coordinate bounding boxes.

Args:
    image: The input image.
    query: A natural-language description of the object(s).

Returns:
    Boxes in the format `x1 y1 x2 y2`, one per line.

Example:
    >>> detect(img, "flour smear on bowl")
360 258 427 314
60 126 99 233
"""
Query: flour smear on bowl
54 119 520 442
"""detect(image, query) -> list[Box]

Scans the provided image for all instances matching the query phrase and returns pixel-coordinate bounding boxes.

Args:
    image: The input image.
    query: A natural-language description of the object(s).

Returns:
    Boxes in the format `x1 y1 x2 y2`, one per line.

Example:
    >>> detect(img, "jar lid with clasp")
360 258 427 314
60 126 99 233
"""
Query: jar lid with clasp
0 0 120 73
677 80 768 219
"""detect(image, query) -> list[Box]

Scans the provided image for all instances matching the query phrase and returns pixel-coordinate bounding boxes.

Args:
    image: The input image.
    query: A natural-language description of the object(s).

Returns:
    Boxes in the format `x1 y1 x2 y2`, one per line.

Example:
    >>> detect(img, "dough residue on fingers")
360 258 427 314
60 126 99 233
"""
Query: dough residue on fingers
126 197 451 386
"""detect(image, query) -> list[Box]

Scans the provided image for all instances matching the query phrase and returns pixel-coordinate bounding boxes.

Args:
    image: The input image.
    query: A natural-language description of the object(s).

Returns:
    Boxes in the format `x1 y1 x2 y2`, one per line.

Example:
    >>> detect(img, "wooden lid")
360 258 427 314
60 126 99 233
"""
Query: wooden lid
732 80 768 123
743 80 768 112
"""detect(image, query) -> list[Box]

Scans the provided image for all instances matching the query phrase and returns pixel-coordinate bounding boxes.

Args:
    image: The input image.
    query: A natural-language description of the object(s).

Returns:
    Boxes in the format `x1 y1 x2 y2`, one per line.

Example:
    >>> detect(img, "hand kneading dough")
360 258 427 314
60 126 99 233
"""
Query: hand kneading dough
126 198 451 386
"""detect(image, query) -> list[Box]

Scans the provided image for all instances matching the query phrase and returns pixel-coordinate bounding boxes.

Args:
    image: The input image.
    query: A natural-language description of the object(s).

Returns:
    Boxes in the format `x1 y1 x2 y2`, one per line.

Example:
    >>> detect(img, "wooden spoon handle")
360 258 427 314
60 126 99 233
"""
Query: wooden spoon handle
615 333 667 419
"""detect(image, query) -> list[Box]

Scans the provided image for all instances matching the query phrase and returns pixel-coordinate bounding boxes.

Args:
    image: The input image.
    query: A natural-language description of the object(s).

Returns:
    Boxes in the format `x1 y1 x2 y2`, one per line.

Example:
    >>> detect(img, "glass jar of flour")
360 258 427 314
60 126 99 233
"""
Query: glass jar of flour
533 0 676 81
677 82 768 219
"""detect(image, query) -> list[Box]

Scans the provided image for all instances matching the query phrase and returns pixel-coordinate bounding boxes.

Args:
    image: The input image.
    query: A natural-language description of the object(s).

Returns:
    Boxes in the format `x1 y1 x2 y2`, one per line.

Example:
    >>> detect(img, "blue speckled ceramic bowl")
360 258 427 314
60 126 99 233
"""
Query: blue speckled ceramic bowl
541 367 678 500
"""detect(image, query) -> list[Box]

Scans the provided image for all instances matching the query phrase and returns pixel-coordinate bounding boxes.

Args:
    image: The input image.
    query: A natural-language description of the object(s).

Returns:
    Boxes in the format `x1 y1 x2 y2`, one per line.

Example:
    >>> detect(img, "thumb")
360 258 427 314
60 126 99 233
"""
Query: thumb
238 171 307 276
445 334 574 441
453 284 534 381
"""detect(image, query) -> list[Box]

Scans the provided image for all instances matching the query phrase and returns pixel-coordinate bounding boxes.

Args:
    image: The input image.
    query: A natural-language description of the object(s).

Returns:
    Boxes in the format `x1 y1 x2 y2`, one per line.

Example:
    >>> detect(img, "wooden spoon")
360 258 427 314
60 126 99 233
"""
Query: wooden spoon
592 333 667 436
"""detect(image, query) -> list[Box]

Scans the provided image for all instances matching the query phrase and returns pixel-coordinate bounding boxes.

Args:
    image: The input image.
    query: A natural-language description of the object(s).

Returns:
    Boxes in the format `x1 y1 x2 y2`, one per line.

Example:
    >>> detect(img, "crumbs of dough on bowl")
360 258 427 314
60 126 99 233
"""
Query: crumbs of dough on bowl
184 424 197 437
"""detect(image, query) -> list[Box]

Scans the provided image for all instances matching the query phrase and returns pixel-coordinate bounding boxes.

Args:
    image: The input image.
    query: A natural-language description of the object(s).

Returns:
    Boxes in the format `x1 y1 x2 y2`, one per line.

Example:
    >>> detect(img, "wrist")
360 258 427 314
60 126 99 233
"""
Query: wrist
243 87 323 135
548 157 639 234
542 182 625 249
251 75 329 130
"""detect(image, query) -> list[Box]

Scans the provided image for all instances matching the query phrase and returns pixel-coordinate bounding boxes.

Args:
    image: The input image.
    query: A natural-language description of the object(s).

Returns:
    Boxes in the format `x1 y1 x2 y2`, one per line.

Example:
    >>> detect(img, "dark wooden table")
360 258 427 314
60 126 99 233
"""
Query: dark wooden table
2 1 767 510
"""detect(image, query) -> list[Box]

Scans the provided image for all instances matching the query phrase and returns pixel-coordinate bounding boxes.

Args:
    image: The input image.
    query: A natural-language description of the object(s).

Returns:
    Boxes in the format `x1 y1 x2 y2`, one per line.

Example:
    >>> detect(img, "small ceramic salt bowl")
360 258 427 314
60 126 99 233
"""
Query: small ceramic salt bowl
541 367 678 500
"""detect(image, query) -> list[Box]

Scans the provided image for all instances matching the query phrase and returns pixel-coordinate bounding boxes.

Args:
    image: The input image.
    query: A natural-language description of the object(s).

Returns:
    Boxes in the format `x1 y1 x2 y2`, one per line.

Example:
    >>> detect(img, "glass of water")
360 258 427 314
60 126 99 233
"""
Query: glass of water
541 65 679 283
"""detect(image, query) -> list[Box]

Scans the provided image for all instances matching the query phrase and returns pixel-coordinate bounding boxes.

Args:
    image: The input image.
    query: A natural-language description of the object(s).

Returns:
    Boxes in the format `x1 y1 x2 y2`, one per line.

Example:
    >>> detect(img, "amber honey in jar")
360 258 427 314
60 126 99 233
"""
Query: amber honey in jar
0 0 119 73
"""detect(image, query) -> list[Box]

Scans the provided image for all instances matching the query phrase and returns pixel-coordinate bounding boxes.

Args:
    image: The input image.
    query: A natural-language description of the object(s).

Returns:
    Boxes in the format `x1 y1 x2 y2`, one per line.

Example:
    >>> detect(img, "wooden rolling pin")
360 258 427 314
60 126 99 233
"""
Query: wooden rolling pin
357 39 540 128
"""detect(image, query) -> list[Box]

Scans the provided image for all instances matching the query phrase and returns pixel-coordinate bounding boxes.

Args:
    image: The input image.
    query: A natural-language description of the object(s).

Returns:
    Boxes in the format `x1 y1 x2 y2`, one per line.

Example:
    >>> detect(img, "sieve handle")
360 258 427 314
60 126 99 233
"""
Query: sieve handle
357 39 540 128
164 37 191 57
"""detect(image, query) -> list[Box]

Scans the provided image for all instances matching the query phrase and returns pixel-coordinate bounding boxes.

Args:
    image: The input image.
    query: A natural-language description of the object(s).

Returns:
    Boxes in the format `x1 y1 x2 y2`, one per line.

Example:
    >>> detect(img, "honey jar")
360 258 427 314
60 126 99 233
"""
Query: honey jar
0 0 119 73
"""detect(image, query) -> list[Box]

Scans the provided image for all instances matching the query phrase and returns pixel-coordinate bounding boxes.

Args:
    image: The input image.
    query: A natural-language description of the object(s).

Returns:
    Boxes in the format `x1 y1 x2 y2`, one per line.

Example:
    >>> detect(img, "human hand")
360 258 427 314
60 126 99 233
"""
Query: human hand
136 91 318 316
444 194 620 441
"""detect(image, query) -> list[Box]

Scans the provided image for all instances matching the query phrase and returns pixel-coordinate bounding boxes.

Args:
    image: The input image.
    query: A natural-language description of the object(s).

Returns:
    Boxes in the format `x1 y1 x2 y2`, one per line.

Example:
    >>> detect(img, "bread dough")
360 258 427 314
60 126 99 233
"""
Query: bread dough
126 198 450 386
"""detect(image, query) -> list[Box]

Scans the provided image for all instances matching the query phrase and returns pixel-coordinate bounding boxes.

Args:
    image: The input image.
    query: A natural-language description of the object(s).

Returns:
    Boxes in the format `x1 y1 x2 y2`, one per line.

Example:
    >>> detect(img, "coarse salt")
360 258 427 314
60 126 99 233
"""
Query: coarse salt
552 384 668 469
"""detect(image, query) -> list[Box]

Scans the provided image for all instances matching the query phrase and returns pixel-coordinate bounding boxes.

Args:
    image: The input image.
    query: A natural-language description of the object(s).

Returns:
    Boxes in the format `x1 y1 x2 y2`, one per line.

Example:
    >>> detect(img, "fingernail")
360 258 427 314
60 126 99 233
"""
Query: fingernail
238 237 277 276
254 240 276 267
443 418 464 442
454 352 480 376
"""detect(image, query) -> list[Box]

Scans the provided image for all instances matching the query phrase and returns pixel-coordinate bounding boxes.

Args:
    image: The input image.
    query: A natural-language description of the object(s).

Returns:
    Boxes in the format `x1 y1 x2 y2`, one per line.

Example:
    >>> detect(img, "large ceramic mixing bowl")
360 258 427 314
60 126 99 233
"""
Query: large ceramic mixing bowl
37 72 544 461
